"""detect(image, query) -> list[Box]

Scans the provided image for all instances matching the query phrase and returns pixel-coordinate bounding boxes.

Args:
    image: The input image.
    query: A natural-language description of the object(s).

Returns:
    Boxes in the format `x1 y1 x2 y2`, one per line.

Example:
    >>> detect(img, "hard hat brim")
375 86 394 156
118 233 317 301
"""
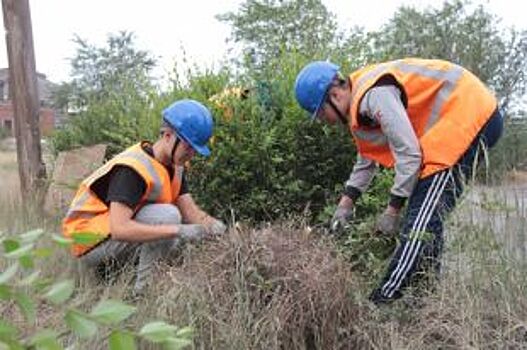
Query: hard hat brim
193 144 211 157
176 130 211 157
310 89 329 120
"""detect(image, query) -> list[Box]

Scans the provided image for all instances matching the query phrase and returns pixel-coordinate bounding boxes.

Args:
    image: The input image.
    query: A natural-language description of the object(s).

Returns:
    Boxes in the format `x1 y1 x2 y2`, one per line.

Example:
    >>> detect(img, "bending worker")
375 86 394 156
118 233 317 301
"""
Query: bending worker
63 99 227 294
294 58 503 304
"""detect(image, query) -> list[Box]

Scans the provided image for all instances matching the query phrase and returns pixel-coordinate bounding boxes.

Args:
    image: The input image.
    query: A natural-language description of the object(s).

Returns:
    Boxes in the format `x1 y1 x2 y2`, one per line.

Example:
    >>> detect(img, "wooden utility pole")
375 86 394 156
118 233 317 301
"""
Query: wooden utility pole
2 0 46 207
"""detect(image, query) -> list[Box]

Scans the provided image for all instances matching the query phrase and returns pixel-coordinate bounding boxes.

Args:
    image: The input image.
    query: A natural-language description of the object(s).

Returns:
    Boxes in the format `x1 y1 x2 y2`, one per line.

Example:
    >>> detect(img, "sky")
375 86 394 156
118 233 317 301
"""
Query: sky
0 0 524 84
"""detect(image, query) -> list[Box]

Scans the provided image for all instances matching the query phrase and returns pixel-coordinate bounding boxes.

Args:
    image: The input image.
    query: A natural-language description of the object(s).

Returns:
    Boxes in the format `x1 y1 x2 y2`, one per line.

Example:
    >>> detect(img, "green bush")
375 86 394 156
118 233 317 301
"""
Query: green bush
51 81 162 157
0 127 9 141
188 52 391 223
487 116 527 181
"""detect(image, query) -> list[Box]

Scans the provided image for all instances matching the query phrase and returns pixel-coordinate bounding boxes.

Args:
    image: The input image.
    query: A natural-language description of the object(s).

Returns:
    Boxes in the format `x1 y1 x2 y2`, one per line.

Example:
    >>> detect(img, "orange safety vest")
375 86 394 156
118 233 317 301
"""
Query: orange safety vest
62 142 182 256
348 58 497 178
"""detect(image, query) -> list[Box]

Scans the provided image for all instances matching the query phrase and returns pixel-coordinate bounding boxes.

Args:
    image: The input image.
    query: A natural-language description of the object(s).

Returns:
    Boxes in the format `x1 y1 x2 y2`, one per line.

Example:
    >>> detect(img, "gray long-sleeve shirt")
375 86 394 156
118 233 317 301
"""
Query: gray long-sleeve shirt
345 85 422 203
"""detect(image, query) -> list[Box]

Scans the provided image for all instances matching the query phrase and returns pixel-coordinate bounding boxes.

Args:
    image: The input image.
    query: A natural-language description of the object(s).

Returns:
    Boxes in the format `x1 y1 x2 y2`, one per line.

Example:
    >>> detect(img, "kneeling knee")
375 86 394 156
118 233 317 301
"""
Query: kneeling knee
134 204 181 225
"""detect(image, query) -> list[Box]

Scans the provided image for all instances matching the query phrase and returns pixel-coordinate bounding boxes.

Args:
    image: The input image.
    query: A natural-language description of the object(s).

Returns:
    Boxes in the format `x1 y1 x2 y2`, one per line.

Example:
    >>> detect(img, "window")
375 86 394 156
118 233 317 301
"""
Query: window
4 119 12 132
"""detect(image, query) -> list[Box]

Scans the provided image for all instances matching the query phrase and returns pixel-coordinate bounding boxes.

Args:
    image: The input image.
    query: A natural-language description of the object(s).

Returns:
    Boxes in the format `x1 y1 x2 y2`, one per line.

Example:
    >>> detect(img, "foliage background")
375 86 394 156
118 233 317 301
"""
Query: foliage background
50 0 527 223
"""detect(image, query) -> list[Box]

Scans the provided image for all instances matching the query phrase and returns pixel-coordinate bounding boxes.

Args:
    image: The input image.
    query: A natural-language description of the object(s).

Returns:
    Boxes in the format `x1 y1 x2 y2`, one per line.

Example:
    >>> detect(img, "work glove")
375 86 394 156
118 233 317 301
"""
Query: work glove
330 206 354 234
178 224 208 242
375 212 401 236
208 219 227 236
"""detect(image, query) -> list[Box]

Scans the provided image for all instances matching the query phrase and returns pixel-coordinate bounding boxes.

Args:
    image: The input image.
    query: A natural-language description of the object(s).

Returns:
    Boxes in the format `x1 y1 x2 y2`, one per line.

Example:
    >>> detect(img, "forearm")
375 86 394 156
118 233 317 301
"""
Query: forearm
183 207 213 225
344 155 377 202
109 201 182 242
176 194 215 225
110 219 179 242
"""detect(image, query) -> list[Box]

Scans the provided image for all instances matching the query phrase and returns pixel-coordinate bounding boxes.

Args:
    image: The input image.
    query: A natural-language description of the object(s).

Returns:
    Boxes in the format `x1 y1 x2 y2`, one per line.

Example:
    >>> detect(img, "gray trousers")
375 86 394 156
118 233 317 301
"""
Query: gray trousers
81 203 182 292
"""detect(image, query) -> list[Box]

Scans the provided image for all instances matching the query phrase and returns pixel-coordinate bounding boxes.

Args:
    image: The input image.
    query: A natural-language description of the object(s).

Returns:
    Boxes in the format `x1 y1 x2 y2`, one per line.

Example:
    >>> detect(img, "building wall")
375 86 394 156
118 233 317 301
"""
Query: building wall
0 68 58 137
0 103 56 137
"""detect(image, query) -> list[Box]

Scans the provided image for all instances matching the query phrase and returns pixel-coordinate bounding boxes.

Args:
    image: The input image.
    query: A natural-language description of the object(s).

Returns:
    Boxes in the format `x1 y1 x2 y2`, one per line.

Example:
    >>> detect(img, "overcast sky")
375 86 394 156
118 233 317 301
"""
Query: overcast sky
0 0 524 84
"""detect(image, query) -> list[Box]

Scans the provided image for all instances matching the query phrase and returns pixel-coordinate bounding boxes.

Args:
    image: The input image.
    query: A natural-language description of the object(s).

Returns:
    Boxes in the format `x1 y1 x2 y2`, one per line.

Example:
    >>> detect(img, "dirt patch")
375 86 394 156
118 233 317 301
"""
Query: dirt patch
504 170 527 185
0 150 20 200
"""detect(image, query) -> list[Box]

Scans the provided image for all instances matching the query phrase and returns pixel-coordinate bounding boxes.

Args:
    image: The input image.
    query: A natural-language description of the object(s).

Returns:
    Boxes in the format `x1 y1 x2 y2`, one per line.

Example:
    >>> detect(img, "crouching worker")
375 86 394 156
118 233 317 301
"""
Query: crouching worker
62 99 227 294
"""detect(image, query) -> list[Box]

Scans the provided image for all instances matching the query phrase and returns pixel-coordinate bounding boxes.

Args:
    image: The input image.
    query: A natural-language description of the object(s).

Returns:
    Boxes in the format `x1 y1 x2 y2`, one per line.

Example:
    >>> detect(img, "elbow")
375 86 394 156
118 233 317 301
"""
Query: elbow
109 219 129 240
414 153 423 170
409 150 423 172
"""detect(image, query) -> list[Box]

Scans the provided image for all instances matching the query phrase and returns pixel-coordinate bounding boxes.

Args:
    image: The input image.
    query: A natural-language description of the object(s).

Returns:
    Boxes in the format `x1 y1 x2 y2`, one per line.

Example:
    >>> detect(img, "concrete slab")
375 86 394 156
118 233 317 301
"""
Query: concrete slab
44 144 107 217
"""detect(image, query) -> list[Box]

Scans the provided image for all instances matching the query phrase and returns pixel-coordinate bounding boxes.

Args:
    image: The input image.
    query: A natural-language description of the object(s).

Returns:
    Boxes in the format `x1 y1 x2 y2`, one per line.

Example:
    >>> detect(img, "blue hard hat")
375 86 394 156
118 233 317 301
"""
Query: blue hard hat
294 61 340 119
162 99 214 157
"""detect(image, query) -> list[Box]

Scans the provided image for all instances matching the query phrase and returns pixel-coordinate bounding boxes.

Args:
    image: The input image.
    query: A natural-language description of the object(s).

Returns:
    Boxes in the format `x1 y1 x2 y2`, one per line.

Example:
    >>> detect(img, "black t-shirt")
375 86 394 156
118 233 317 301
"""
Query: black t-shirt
90 143 188 209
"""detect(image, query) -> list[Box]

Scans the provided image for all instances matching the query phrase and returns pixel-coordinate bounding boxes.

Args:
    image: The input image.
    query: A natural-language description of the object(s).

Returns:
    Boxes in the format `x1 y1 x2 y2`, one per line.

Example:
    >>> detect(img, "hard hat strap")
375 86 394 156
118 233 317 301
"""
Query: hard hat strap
328 98 348 124
171 136 181 164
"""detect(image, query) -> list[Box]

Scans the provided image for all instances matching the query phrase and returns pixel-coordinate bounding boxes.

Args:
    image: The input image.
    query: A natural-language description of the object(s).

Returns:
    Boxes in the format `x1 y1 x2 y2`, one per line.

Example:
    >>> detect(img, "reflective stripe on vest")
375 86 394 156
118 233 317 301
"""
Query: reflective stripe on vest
349 58 497 177
63 143 180 256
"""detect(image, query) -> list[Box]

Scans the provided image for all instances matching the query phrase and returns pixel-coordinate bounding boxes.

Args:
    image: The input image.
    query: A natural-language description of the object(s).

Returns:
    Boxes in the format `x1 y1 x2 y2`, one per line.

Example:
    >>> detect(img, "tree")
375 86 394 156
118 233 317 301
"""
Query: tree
217 0 338 69
51 32 160 155
372 0 527 116
54 31 157 112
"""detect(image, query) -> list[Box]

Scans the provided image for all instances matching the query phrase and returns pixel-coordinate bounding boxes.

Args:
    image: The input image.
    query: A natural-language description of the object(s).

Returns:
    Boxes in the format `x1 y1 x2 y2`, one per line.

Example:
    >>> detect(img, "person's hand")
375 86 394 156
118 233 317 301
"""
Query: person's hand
375 208 401 236
178 224 208 242
330 206 354 234
208 219 227 236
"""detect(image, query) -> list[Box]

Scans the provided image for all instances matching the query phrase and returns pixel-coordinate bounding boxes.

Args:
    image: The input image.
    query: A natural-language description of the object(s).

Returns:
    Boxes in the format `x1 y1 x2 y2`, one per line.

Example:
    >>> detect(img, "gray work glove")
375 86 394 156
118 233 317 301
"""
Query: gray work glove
330 206 354 234
178 224 208 242
208 219 227 236
375 212 401 236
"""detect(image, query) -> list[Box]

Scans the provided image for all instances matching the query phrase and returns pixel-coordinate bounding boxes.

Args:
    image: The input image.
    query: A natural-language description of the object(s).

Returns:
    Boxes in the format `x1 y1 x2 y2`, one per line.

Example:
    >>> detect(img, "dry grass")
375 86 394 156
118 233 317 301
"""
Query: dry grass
142 224 360 349
0 150 20 199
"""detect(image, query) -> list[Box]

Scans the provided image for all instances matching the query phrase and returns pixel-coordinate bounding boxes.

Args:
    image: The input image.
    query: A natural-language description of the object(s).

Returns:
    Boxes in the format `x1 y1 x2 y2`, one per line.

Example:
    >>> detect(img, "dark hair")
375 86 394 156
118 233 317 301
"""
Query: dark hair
159 121 175 136
332 73 348 88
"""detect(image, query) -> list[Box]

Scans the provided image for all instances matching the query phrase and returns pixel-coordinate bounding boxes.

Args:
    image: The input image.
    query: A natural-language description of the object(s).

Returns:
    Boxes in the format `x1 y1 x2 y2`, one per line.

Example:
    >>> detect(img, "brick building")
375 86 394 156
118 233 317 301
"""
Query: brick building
0 68 60 137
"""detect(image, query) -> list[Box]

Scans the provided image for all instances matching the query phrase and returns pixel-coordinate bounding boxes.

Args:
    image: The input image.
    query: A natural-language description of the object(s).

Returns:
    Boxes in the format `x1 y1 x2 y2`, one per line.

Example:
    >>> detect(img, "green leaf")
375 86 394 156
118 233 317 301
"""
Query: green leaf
18 270 41 286
0 340 23 350
139 321 177 343
0 263 18 285
19 255 34 269
2 239 19 254
64 310 97 338
19 229 44 244
71 232 102 245
51 234 73 247
175 326 194 339
109 330 136 350
0 319 18 340
44 280 74 305
4 244 34 259
14 292 36 323
163 337 192 350
33 247 53 258
29 329 61 350
33 278 53 293
0 286 11 300
90 299 136 325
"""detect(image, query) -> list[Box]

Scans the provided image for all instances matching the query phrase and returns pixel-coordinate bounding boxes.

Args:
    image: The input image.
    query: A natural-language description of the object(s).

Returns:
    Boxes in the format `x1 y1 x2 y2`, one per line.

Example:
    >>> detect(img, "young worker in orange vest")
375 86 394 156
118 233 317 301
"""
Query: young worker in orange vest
294 58 503 304
63 99 227 294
